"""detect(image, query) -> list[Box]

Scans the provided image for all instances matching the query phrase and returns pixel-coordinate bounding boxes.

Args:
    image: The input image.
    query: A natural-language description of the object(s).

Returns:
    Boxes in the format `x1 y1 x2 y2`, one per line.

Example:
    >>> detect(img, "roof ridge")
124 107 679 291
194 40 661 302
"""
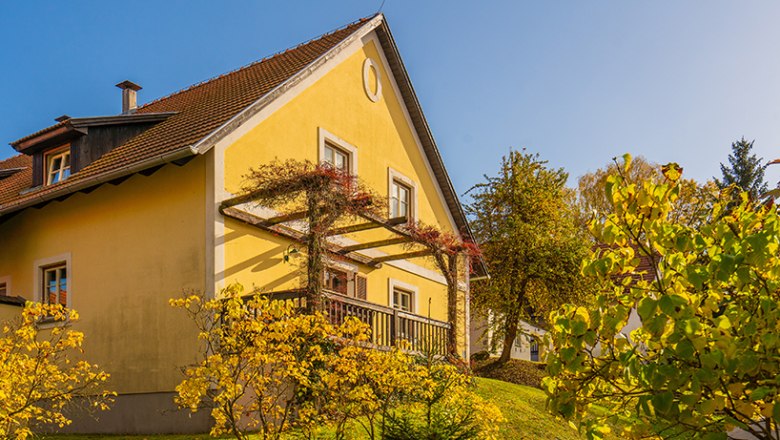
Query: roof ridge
139 15 376 110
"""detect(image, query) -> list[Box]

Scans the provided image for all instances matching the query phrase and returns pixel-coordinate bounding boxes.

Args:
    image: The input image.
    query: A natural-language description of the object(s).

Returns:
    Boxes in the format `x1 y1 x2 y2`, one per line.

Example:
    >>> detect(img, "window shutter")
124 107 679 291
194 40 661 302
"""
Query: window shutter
355 274 368 300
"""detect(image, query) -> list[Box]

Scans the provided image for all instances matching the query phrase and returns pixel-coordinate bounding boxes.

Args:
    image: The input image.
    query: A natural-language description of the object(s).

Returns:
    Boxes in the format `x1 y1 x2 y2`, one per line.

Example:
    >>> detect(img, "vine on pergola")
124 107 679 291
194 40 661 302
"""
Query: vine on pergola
227 159 481 358
235 159 382 312
406 223 481 358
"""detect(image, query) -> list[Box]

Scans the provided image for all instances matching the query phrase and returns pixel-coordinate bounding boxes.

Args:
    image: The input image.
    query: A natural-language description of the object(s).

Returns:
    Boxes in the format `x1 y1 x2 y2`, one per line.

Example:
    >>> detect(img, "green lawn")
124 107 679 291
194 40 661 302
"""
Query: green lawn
474 377 581 440
41 378 581 439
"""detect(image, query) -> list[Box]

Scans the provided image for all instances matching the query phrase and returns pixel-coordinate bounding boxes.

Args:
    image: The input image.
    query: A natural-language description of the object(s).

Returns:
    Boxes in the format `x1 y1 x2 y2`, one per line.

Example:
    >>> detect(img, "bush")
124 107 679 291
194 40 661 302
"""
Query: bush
173 285 503 440
472 359 547 389
470 350 490 362
0 303 113 439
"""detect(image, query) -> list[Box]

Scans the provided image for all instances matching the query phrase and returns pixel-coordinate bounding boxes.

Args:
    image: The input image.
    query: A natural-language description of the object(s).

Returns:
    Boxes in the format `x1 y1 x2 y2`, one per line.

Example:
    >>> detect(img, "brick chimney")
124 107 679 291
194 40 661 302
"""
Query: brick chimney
115 80 142 114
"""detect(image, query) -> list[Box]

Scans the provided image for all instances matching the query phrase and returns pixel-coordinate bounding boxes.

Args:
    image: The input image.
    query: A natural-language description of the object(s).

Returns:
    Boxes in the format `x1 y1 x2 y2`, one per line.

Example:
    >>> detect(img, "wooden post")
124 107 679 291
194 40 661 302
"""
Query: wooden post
390 309 399 347
446 253 459 357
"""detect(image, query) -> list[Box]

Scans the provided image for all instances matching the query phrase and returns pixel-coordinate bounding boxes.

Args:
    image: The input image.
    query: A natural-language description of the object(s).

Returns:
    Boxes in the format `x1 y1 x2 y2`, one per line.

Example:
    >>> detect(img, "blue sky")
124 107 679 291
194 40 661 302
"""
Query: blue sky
2 1 780 193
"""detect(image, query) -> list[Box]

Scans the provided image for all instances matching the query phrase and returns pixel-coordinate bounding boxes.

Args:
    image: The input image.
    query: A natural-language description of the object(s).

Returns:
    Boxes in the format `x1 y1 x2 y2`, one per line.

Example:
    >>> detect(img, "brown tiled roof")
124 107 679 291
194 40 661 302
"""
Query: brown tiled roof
0 17 370 214
0 155 32 206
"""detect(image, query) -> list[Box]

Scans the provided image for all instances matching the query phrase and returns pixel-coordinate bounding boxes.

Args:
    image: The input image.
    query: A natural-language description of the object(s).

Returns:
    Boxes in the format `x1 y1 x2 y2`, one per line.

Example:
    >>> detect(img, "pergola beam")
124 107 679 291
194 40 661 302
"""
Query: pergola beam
326 221 383 236
326 216 407 236
338 237 411 254
262 210 308 226
221 207 382 268
369 250 432 264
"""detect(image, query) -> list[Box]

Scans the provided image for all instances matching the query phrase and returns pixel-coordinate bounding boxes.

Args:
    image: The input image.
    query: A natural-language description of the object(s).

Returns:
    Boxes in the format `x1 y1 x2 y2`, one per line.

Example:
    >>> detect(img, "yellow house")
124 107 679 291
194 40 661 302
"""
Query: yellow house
0 14 485 434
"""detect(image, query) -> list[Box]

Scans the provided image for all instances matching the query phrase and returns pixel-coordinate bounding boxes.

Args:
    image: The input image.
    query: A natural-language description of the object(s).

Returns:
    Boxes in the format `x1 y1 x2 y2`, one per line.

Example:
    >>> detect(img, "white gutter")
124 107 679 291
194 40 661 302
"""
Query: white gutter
0 145 197 217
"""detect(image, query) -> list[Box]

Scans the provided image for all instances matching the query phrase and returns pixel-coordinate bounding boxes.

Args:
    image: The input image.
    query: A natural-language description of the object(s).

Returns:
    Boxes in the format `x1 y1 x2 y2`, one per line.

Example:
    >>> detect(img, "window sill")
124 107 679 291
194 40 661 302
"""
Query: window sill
36 316 72 330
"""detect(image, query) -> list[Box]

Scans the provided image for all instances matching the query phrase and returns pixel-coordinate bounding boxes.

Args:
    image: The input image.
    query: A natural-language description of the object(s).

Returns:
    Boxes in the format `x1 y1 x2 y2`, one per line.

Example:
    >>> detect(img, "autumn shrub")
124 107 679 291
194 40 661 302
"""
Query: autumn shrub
0 302 114 439
173 284 502 440
383 359 504 440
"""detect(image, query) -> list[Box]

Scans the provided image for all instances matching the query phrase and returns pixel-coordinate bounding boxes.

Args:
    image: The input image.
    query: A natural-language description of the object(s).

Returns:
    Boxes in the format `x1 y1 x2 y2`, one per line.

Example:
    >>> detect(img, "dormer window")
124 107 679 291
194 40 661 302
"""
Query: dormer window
45 148 71 185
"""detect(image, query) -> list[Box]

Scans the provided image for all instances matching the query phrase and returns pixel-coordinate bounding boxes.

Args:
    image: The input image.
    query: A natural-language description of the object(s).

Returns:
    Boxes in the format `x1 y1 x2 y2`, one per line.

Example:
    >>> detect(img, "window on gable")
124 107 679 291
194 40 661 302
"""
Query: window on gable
42 264 68 307
323 143 350 173
45 148 71 185
390 179 412 220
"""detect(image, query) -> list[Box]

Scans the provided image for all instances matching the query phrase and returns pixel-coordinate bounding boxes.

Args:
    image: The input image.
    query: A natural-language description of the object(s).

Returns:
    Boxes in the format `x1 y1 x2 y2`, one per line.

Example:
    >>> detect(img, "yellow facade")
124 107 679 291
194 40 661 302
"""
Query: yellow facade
0 158 206 393
221 38 468 349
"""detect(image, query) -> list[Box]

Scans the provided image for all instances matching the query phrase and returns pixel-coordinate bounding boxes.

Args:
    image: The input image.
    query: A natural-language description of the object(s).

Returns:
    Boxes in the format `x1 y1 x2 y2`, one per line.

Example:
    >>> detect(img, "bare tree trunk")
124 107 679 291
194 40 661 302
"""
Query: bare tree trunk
498 307 520 364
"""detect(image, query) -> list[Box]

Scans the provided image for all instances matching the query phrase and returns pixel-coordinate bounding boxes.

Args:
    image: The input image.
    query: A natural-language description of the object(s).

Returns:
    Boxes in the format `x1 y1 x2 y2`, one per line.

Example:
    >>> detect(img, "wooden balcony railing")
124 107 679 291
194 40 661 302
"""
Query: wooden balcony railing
265 290 451 356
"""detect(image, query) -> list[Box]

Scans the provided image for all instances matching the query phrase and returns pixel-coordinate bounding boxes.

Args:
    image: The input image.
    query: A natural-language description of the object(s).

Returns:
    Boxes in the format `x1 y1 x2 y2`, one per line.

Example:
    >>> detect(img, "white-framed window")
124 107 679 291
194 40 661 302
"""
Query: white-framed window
318 128 358 175
45 147 71 185
388 168 417 221
392 287 413 312
34 253 72 309
388 279 418 313
391 180 411 219
42 264 68 306
323 143 350 172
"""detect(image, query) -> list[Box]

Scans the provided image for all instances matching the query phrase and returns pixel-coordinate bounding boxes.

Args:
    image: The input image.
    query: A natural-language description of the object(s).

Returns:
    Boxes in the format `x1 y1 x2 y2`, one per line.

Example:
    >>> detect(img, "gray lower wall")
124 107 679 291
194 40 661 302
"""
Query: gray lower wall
46 392 212 435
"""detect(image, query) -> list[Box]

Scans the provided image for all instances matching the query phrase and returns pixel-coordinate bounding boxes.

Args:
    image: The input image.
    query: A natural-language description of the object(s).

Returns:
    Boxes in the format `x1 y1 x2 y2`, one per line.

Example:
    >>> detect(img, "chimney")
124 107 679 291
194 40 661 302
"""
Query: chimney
115 80 142 114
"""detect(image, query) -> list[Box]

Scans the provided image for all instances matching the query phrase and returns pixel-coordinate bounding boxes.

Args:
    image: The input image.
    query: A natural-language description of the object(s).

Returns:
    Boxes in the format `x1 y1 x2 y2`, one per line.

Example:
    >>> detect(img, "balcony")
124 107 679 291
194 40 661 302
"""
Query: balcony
264 290 451 356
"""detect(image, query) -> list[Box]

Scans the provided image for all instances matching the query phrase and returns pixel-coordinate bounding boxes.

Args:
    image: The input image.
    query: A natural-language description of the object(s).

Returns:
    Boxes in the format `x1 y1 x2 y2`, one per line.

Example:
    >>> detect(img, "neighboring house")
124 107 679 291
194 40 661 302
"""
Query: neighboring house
0 14 485 434
470 314 546 362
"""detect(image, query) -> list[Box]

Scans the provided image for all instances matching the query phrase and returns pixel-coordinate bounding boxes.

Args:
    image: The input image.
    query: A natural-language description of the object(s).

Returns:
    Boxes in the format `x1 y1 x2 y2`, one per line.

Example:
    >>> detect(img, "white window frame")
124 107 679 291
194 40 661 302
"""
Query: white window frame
388 278 419 313
388 168 418 222
45 147 71 185
0 276 10 296
33 253 72 309
318 127 358 175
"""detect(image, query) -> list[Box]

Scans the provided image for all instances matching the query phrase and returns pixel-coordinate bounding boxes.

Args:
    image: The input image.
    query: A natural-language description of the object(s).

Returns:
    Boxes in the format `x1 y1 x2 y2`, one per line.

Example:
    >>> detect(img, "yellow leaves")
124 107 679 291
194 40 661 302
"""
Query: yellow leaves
173 284 501 439
0 303 113 438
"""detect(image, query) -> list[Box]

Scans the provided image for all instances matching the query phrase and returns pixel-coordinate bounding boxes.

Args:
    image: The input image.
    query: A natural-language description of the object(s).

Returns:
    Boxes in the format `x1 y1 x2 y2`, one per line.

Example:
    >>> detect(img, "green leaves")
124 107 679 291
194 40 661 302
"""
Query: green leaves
546 158 780 439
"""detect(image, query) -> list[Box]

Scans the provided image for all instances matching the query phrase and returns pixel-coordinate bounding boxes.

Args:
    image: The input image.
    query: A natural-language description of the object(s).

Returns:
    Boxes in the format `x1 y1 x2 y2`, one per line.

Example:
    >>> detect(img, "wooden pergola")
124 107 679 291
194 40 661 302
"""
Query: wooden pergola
219 196 432 268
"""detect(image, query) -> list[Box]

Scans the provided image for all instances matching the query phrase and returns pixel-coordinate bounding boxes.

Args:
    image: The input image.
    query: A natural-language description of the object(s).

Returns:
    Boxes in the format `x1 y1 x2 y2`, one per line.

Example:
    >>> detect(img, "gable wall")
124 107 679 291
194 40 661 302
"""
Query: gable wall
220 34 465 340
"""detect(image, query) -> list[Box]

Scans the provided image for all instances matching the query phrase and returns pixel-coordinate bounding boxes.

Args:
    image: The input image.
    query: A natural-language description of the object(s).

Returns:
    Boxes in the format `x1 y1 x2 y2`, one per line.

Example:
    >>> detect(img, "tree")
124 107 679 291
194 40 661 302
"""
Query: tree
577 155 660 219
466 150 592 364
578 154 719 228
716 137 768 201
0 303 114 439
545 156 780 439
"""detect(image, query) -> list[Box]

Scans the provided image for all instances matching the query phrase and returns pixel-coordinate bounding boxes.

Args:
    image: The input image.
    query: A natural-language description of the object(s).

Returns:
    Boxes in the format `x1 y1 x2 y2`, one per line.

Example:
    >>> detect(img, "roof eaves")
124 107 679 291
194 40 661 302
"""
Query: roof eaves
68 112 178 128
0 144 197 218
373 20 489 278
